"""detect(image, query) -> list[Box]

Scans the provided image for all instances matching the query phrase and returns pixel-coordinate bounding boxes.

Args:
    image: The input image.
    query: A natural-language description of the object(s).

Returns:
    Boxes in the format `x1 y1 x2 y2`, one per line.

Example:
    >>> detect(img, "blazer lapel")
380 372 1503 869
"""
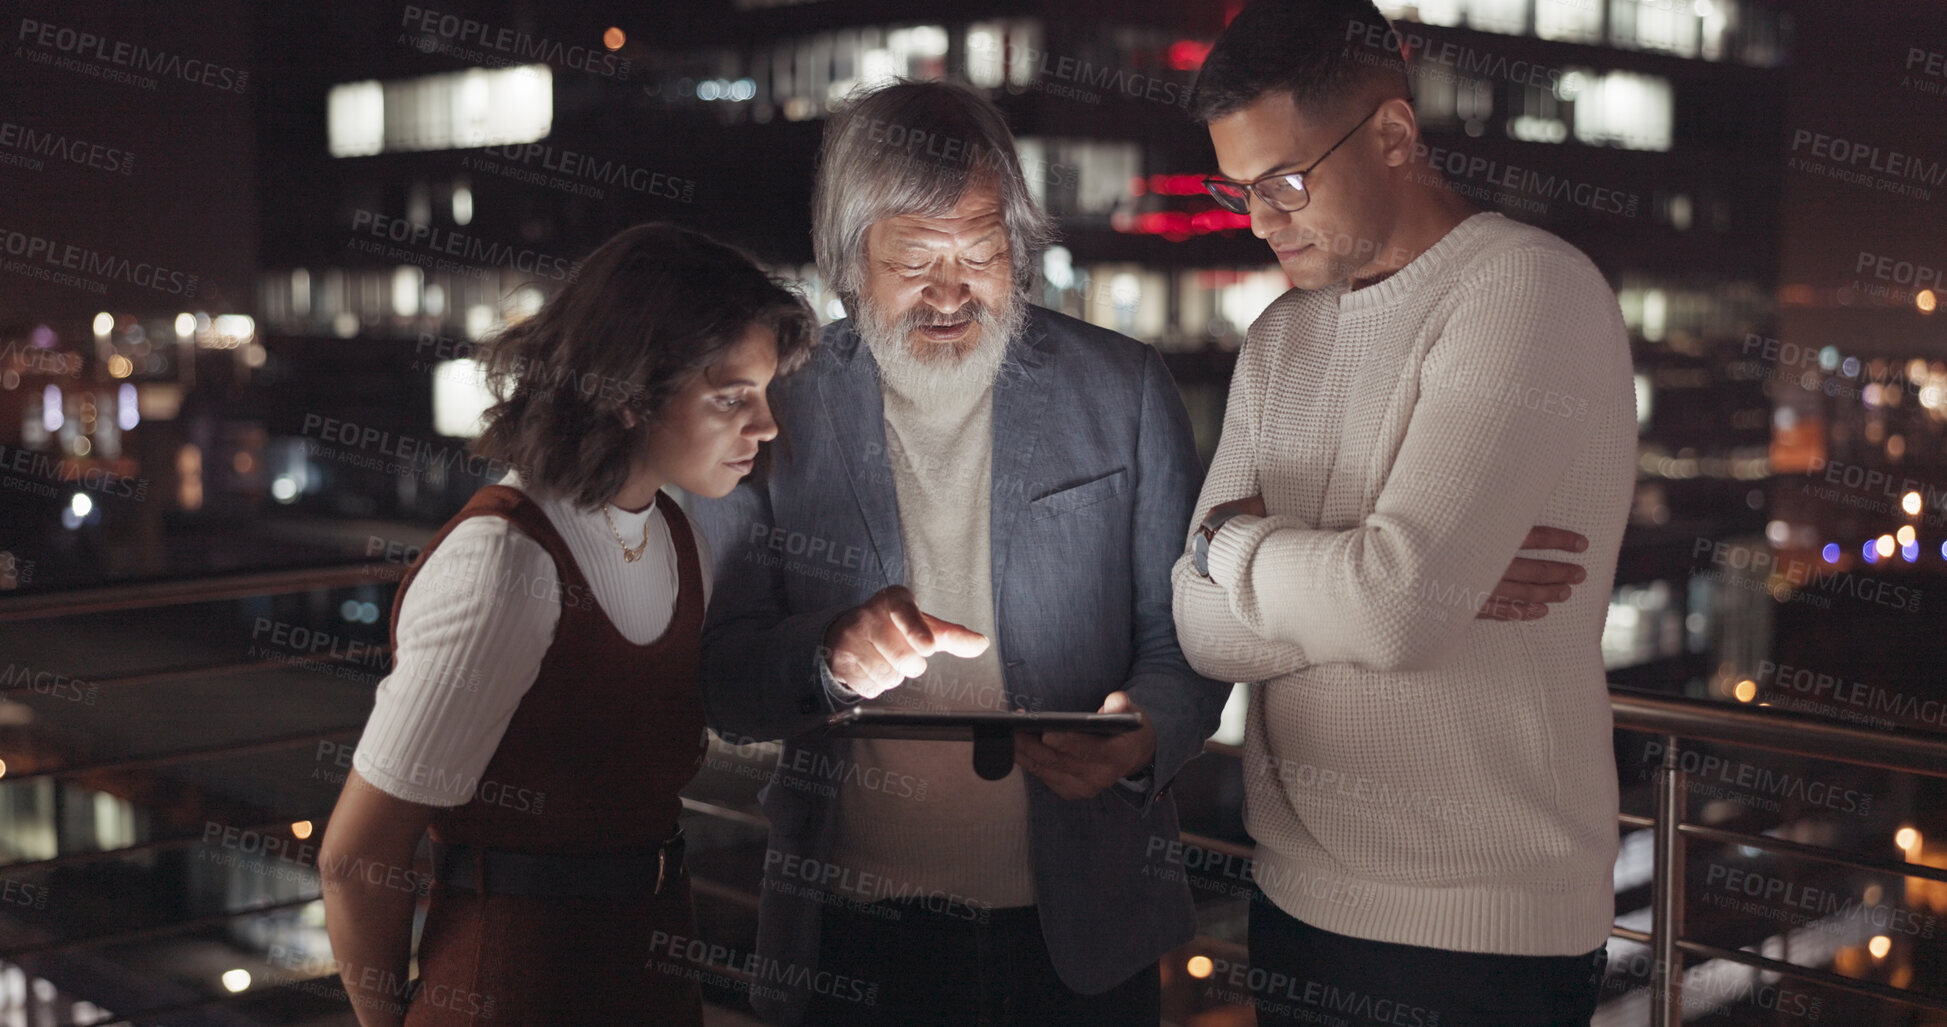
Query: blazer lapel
816 325 904 585
988 313 1056 596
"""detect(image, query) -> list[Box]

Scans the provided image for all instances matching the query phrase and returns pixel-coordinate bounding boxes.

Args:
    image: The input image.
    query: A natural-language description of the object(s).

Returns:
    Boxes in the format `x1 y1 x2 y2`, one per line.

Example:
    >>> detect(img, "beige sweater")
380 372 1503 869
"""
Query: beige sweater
1172 213 1635 955
827 373 1036 909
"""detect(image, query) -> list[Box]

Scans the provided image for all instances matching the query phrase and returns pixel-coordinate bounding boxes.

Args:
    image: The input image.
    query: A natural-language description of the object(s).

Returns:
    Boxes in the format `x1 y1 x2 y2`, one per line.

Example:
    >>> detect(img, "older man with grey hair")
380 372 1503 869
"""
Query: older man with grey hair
689 79 1228 1025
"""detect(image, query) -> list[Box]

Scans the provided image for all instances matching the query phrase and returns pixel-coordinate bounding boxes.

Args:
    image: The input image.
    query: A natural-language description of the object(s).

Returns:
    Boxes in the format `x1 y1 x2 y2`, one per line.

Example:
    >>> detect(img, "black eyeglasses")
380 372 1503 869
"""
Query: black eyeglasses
1202 104 1383 215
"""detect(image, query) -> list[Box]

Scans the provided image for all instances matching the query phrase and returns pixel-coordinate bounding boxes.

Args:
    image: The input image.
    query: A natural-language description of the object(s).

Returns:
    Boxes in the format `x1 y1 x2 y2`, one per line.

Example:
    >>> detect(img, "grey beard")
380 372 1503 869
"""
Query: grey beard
856 292 1026 403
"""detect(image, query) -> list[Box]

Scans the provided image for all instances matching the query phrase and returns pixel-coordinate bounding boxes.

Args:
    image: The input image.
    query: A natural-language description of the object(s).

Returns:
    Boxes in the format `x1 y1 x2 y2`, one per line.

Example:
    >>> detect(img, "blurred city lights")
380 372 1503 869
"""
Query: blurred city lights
92 312 114 336
432 359 494 437
291 820 313 840
1820 543 1840 564
694 77 757 102
177 444 204 511
1919 289 1937 313
1902 541 1920 562
201 314 257 350
1904 491 1924 516
603 26 625 50
1875 534 1896 558
1897 827 1922 854
1186 956 1213 978
1897 525 1916 546
1863 540 1879 563
1868 935 1891 959
1733 679 1758 702
221 969 251 993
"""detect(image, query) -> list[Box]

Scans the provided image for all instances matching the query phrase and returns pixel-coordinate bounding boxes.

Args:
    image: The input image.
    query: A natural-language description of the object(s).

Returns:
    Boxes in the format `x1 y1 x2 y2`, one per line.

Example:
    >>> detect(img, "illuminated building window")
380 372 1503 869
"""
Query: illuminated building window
1570 70 1673 151
1383 0 1775 65
328 80 383 157
1077 265 1170 341
433 359 495 438
1536 0 1603 43
1412 72 1494 132
1508 83 1568 143
1464 0 1529 35
809 24 951 105
1184 269 1292 345
1611 0 1700 58
1696 0 1741 60
328 65 552 157
1602 580 1684 669
1377 0 1526 31
1017 137 1139 219
1394 0 1463 26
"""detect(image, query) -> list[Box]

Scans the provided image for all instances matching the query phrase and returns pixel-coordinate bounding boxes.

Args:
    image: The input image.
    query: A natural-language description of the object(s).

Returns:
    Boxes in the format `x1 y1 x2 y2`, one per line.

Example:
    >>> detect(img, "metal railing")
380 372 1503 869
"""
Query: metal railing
0 562 394 622
0 562 398 1027
5 564 1947 1024
1608 689 1947 1025
1194 691 1947 1024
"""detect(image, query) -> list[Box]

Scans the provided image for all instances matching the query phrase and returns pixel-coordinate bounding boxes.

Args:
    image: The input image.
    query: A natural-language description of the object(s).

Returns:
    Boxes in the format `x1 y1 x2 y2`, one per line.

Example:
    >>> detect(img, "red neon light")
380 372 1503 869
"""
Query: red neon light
1168 40 1211 71
1146 174 1209 196
1191 209 1251 233
1114 209 1251 241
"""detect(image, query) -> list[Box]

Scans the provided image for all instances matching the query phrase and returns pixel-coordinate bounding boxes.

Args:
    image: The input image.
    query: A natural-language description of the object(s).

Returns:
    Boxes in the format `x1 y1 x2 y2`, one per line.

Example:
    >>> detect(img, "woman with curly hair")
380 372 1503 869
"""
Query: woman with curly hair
318 223 816 1025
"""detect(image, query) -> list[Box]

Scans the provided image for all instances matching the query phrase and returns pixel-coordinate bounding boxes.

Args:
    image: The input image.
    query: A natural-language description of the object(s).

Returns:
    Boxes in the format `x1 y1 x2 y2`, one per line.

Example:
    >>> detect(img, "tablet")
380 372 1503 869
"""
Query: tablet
822 707 1143 780
824 707 1144 739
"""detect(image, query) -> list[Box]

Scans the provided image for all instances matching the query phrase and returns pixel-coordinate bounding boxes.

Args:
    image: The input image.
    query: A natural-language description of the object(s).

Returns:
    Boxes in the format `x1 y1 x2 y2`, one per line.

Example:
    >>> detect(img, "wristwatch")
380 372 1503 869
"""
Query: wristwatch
1193 509 1249 579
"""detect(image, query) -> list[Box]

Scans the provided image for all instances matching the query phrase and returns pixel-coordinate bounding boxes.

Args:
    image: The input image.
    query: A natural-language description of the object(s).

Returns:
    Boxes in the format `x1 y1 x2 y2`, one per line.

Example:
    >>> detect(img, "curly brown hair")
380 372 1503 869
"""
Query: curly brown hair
474 223 816 509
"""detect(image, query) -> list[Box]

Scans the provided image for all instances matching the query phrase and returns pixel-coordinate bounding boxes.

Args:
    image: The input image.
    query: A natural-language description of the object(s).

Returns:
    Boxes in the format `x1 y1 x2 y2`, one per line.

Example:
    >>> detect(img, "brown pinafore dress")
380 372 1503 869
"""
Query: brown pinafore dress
391 485 708 1026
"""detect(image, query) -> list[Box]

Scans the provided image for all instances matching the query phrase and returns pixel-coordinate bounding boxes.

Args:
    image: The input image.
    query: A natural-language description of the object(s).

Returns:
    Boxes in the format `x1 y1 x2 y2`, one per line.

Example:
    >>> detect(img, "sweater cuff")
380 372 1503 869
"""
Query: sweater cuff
1206 513 1265 589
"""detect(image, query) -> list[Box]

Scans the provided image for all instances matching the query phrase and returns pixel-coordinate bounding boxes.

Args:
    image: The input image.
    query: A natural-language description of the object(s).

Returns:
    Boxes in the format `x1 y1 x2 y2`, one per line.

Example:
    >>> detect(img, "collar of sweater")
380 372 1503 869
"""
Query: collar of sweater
1335 211 1504 314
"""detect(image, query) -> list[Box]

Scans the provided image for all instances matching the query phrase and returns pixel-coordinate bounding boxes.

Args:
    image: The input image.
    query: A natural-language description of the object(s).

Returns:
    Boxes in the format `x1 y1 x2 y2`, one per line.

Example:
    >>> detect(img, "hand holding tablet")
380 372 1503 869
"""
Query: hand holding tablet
822 693 1150 788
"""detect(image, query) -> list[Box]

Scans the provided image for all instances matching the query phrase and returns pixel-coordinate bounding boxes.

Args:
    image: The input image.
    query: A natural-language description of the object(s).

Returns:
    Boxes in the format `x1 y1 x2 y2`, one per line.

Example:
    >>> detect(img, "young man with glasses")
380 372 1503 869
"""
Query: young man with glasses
1172 1 1635 1024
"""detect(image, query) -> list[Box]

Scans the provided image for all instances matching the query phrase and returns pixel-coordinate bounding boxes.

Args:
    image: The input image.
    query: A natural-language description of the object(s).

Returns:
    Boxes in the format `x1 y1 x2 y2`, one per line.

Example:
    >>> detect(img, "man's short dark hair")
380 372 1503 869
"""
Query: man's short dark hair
1190 0 1411 124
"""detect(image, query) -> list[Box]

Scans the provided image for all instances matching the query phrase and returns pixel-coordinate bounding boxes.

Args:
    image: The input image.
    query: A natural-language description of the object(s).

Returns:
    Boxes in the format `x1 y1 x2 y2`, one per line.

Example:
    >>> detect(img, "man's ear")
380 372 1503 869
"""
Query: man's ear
1374 95 1420 168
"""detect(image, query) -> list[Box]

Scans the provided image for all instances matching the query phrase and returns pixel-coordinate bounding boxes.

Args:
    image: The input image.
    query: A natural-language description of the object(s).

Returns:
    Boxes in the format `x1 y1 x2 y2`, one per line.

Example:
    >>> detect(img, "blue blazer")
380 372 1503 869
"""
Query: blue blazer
689 305 1229 1024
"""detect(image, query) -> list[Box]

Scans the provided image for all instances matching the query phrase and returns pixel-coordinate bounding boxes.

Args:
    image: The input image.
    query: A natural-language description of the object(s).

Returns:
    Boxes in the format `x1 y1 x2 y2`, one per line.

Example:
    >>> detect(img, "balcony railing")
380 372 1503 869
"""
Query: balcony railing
1605 690 1947 1024
3 563 1945 1025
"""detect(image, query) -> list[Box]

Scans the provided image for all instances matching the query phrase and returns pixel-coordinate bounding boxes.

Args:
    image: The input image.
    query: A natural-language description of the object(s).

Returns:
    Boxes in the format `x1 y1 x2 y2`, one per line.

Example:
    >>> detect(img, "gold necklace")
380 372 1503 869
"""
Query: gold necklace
600 504 652 563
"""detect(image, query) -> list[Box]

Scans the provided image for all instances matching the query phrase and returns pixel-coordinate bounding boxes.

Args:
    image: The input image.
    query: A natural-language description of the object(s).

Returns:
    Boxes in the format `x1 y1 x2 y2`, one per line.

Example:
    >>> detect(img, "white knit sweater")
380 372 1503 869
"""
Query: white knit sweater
1171 212 1635 956
828 369 1036 909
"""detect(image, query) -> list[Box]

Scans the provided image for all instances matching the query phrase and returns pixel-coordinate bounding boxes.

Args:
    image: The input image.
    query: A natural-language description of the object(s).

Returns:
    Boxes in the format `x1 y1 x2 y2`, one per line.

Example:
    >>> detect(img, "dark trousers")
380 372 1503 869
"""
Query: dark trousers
1245 886 1607 1027
800 899 1159 1026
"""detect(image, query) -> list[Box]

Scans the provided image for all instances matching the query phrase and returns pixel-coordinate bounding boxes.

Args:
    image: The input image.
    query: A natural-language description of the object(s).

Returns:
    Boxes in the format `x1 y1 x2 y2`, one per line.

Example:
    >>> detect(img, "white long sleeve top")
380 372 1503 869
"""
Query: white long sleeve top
353 474 711 807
